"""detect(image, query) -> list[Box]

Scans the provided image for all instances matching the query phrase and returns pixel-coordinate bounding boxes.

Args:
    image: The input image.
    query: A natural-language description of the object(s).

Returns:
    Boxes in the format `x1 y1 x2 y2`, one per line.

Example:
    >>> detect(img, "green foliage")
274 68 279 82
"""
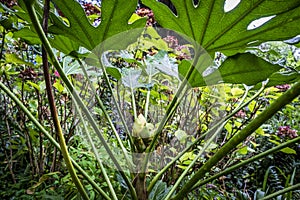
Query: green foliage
49 0 146 50
142 0 300 55
179 53 283 87
0 0 300 200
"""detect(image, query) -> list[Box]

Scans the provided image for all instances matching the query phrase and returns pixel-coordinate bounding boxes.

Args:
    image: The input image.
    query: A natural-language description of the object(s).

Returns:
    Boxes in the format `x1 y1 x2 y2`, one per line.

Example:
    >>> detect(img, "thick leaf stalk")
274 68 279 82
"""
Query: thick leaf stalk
192 134 300 189
172 80 300 199
28 0 89 199
23 0 137 199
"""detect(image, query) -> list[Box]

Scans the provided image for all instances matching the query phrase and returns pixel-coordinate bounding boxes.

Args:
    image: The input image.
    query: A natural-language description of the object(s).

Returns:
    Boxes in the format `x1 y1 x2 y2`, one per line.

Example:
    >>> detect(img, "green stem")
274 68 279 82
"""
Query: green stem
165 83 254 199
0 81 110 200
144 65 152 121
172 80 300 200
191 134 300 190
73 100 118 200
131 87 138 120
39 0 88 198
261 183 300 200
165 124 225 199
97 57 135 149
0 29 5 60
141 53 202 174
24 1 137 199
78 59 134 171
147 81 265 193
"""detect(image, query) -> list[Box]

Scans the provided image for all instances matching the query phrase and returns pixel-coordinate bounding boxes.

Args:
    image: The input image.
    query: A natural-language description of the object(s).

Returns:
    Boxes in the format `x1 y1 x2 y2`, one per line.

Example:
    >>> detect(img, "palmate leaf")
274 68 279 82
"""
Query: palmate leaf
142 0 300 56
143 0 300 87
50 0 146 51
12 2 82 56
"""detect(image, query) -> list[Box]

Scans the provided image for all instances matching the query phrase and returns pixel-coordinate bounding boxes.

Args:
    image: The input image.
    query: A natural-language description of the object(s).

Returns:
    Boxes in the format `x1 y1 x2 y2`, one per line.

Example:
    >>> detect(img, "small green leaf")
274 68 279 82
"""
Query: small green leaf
121 68 143 89
26 81 40 91
280 147 296 155
53 81 65 93
224 123 232 134
50 35 80 56
238 146 248 155
106 67 121 80
148 180 171 200
231 87 244 96
5 53 34 66
179 53 282 87
62 58 81 76
129 13 143 24
255 128 265 136
148 51 179 78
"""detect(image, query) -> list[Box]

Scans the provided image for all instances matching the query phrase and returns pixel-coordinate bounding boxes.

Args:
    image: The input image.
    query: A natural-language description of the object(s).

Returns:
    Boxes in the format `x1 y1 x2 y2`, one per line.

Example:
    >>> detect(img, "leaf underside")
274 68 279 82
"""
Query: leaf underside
179 53 283 87
50 0 147 50
143 0 300 56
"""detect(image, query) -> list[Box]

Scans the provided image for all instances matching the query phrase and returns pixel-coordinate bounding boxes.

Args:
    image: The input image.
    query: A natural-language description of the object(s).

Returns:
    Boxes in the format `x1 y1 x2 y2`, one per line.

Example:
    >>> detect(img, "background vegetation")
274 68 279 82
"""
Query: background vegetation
0 0 300 199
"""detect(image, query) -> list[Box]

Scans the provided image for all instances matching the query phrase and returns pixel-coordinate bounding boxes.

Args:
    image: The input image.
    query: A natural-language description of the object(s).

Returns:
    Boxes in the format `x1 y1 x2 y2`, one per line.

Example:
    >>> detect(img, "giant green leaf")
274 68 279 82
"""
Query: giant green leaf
49 0 146 50
143 0 300 56
179 53 282 87
12 2 82 56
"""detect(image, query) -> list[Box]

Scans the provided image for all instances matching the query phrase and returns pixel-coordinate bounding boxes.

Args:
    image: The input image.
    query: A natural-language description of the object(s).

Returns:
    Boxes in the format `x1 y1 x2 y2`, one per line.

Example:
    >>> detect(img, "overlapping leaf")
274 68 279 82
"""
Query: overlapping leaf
179 53 283 87
143 0 300 56
49 0 146 50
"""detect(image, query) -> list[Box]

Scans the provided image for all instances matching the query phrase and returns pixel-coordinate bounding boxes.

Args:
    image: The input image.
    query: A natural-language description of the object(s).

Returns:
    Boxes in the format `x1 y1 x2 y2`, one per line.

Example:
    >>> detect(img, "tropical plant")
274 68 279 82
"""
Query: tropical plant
0 0 300 199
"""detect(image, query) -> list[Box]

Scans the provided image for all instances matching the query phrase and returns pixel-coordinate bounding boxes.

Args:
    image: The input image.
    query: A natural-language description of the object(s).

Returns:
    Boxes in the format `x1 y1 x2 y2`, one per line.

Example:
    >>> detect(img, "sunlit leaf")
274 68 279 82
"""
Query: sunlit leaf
53 81 65 93
143 0 300 56
280 147 297 155
238 146 248 155
231 87 244 96
50 0 146 50
5 53 34 66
